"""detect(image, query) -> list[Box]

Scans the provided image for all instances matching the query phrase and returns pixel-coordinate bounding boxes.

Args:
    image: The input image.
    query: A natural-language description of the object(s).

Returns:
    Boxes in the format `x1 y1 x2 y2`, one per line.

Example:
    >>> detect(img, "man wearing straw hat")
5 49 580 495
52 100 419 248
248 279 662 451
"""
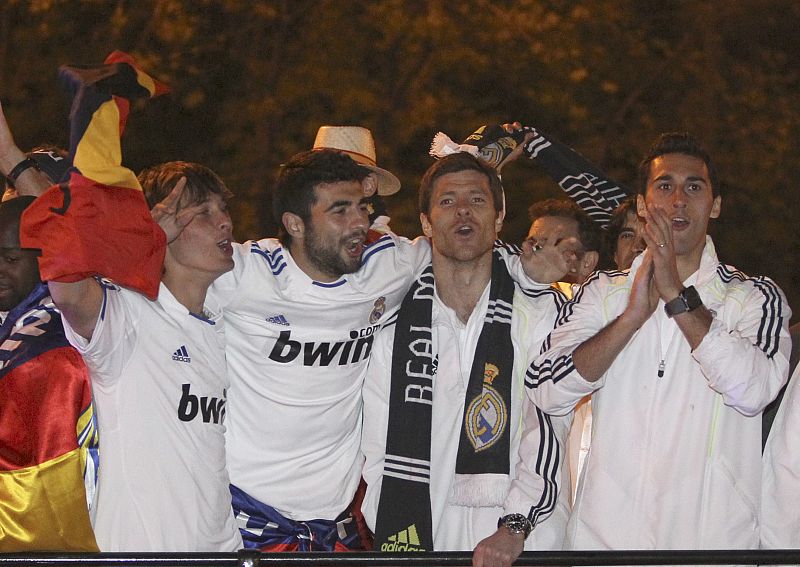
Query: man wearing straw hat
312 125 399 235
210 137 571 551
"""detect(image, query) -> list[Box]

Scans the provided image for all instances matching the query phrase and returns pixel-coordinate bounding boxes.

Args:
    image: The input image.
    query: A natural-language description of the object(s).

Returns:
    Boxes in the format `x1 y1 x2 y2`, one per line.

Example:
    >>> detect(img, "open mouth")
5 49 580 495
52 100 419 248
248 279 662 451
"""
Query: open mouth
671 216 690 230
344 235 365 257
455 224 475 236
217 238 233 255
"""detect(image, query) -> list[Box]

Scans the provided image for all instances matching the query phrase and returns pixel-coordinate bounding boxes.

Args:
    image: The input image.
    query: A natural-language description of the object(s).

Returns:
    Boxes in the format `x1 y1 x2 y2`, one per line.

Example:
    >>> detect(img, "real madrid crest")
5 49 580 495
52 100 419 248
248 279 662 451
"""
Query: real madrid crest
465 362 508 452
369 296 386 324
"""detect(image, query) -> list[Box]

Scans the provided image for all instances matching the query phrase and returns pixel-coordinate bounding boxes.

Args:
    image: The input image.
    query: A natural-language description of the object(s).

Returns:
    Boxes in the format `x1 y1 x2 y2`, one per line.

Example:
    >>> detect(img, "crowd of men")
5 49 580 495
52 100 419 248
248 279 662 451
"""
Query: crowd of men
1 53 798 566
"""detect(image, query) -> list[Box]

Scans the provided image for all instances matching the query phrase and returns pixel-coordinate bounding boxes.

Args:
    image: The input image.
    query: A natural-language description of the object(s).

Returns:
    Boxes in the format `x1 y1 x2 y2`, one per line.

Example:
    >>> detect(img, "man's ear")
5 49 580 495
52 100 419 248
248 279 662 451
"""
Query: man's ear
636 194 647 217
494 208 505 232
710 195 722 219
583 250 600 274
420 212 432 237
282 212 305 239
362 173 378 197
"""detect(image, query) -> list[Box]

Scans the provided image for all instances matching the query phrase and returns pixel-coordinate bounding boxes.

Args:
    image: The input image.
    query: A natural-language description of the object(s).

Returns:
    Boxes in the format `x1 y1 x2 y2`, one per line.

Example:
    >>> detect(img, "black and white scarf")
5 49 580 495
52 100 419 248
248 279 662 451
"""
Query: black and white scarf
430 125 631 229
374 252 516 551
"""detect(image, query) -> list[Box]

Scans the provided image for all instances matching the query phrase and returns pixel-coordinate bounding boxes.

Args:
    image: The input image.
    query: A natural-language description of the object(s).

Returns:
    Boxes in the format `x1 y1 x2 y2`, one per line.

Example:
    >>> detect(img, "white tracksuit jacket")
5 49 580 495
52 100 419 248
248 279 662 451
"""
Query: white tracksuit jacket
528 237 790 550
761 363 800 548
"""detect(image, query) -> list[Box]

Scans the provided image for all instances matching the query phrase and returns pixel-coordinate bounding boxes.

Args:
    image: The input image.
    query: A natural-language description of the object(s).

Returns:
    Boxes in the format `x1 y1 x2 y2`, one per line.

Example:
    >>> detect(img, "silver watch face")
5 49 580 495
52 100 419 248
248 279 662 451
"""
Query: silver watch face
501 514 529 534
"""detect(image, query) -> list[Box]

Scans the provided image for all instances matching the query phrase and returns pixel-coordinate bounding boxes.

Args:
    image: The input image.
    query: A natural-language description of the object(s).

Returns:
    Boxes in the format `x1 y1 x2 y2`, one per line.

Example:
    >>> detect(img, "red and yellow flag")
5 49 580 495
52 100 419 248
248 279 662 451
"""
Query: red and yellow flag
0 284 98 551
20 51 169 299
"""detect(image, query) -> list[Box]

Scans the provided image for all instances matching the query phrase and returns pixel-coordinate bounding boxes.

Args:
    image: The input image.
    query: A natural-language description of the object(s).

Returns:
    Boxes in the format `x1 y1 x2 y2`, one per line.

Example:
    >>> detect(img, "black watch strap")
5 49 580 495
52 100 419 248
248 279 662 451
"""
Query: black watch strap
664 285 702 318
5 157 40 187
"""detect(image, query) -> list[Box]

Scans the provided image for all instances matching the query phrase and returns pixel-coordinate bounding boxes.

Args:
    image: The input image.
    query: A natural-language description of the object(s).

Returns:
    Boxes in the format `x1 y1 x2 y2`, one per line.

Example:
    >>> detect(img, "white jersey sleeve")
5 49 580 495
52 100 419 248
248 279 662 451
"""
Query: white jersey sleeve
493 241 558 293
525 271 618 415
691 273 791 416
360 315 395 532
61 280 141 386
504 399 559 521
206 242 250 308
504 287 570 548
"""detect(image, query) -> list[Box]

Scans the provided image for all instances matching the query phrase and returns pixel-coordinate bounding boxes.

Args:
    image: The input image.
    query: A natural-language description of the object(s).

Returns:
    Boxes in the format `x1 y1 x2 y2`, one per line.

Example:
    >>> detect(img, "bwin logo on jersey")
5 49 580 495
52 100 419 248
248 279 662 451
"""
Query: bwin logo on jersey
178 384 226 424
172 345 191 363
267 327 378 366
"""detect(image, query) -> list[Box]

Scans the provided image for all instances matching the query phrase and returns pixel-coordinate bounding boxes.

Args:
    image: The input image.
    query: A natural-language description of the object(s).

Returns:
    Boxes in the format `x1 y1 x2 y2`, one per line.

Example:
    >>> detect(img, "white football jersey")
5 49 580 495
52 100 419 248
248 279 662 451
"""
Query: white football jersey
63 282 242 551
212 234 546 522
210 233 430 521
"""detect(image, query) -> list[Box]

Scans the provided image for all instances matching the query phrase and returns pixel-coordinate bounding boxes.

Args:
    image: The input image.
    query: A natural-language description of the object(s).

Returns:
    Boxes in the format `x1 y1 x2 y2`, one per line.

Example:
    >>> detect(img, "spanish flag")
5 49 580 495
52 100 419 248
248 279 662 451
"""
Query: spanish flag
0 284 98 551
20 51 169 299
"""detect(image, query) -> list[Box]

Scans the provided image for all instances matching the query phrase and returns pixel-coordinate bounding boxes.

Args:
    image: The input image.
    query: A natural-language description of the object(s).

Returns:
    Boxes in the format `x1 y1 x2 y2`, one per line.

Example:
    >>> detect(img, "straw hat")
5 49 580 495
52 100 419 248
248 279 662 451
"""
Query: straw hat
312 126 401 196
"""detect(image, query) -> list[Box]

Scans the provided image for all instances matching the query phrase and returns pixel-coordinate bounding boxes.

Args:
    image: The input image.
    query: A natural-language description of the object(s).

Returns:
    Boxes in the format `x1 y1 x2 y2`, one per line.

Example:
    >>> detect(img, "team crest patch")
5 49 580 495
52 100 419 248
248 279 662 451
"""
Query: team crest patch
369 296 386 324
465 363 507 452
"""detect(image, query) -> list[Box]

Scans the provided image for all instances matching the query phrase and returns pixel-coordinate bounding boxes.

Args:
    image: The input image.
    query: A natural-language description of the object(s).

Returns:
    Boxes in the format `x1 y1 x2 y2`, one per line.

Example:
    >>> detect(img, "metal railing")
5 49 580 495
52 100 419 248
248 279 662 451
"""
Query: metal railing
2 549 800 566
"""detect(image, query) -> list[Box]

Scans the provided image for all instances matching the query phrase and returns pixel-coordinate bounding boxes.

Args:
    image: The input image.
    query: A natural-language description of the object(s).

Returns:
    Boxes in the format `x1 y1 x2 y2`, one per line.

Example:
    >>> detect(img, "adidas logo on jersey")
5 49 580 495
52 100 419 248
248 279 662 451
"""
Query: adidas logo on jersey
380 523 425 552
266 314 290 326
172 345 191 363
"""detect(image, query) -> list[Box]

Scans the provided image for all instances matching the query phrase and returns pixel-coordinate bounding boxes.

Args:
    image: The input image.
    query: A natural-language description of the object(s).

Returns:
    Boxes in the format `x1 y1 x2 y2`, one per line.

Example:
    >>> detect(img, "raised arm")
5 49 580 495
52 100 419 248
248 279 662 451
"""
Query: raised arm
520 126 630 229
48 280 104 341
571 250 658 381
0 102 52 197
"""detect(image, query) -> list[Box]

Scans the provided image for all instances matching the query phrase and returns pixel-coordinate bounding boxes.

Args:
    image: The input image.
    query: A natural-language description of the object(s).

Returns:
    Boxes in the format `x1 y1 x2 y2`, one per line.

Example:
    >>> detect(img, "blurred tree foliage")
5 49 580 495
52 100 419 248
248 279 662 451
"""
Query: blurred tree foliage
1 0 798 317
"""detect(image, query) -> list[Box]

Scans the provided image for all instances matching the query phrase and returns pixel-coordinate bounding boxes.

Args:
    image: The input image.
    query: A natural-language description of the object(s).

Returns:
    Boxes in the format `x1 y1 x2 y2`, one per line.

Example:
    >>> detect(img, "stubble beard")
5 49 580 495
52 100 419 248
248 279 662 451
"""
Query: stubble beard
304 228 363 279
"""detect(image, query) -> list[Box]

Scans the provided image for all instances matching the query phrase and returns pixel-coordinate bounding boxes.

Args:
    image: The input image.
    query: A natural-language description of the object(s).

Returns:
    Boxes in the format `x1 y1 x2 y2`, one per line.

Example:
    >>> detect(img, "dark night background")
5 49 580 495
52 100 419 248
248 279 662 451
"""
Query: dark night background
1 0 797 319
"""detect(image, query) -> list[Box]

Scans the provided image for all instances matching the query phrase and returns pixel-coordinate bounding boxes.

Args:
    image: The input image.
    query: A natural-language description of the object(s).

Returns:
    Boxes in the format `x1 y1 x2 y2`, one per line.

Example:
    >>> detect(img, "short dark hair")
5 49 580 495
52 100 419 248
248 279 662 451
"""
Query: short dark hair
0 195 36 241
138 161 233 210
605 196 638 258
637 132 720 197
527 198 601 252
418 153 503 216
273 149 369 246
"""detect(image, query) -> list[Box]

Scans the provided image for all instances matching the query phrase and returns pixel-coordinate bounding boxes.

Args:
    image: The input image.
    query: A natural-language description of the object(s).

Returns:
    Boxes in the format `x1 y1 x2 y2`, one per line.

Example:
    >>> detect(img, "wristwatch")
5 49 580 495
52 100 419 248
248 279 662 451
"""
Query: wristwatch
4 157 40 188
497 513 533 538
664 285 703 318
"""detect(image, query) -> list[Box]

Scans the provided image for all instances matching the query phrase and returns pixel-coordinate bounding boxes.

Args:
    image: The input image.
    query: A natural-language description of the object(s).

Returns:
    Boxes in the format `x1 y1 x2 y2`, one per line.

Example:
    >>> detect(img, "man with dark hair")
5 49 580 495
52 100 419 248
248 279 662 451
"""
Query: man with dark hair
209 148 428 552
361 153 573 565
271 149 370 264
139 160 234 209
0 196 99 552
209 148 564 552
604 196 645 270
527 199 601 287
635 132 720 199
525 199 602 508
417 150 505 215
528 132 790 549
